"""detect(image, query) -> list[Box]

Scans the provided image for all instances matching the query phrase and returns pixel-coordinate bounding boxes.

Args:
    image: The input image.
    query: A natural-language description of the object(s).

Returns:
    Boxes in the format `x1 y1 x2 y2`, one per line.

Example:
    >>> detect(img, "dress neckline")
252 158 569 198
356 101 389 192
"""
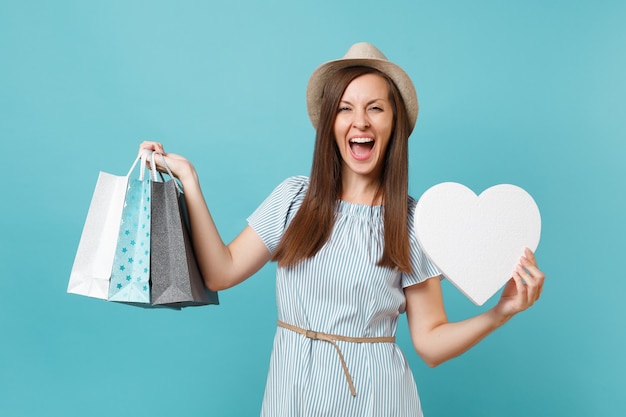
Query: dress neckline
337 200 383 217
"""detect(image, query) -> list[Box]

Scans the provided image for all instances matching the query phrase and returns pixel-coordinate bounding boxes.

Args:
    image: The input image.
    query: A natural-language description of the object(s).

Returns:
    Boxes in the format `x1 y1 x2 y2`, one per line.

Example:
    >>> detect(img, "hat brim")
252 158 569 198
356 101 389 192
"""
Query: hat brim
306 57 418 133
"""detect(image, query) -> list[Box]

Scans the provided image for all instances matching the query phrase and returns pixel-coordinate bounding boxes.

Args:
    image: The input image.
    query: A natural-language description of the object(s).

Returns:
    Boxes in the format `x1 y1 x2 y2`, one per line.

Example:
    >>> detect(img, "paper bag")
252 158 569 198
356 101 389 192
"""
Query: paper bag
108 153 152 304
149 154 219 307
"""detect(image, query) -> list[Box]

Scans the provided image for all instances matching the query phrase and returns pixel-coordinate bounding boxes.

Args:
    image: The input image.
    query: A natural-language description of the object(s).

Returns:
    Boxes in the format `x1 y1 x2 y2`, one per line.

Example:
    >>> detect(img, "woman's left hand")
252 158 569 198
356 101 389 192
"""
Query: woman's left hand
493 247 545 320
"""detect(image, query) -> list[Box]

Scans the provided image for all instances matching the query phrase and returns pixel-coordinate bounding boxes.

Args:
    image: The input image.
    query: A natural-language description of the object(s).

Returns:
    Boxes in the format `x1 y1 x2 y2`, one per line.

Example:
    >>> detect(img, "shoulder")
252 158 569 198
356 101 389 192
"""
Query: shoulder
402 194 443 286
270 175 309 204
259 175 310 211
278 175 309 193
248 176 310 252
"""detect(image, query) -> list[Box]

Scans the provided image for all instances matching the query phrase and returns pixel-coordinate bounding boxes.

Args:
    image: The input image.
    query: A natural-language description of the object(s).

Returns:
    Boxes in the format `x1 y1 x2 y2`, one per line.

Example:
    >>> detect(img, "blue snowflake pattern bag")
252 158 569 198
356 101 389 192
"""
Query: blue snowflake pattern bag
108 152 152 304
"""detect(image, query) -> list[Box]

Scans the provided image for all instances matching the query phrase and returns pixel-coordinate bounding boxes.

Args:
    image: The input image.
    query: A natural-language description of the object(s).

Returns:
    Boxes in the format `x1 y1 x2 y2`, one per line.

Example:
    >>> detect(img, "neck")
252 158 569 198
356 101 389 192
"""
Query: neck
339 171 383 205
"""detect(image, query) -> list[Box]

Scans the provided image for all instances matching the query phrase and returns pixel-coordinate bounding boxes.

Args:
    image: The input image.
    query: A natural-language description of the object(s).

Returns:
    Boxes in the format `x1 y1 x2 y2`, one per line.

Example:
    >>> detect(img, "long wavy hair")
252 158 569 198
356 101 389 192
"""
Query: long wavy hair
272 65 413 273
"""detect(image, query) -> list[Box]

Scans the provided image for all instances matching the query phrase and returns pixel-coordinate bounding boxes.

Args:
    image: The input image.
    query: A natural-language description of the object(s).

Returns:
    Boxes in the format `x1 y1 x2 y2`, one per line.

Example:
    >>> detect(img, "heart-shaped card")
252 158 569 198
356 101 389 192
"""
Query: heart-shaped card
414 182 541 306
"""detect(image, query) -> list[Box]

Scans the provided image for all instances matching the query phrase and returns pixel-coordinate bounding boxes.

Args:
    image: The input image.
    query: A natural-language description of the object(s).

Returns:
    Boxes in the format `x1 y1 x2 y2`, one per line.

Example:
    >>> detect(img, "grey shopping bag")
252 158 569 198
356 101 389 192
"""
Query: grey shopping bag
149 153 219 308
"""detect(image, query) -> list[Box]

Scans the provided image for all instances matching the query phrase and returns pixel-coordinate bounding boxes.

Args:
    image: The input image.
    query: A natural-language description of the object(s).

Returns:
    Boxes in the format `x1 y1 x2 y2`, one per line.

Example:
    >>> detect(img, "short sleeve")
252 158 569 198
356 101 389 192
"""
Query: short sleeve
401 197 443 288
247 176 309 254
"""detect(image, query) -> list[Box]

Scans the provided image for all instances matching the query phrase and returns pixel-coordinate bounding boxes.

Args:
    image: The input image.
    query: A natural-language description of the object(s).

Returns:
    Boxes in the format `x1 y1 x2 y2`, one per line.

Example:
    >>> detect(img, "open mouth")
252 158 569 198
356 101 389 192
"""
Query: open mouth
349 137 375 159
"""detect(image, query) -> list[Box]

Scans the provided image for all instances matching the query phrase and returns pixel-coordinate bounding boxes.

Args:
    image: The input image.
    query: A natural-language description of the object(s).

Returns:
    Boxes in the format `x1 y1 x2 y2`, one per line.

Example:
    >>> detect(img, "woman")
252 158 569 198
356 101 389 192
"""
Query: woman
140 42 545 416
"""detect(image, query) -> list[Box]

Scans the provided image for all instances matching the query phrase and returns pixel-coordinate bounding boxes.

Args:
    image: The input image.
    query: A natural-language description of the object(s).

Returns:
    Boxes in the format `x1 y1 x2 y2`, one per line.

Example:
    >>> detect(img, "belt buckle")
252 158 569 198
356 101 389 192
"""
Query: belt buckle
305 329 319 339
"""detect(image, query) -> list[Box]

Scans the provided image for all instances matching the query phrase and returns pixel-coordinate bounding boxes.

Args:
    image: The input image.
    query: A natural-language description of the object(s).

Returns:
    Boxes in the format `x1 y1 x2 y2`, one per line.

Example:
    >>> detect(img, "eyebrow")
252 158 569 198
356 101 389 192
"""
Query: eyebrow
339 99 386 106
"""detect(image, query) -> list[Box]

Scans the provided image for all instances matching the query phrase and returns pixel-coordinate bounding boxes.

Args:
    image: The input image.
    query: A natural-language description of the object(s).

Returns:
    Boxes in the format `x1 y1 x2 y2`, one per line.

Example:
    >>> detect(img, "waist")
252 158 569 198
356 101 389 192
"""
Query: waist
276 320 395 397
277 320 395 344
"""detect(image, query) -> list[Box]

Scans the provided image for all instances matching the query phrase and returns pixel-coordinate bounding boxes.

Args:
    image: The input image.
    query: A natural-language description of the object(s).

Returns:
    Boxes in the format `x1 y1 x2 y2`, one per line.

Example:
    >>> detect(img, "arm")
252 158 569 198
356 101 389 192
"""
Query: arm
140 141 271 292
405 248 545 367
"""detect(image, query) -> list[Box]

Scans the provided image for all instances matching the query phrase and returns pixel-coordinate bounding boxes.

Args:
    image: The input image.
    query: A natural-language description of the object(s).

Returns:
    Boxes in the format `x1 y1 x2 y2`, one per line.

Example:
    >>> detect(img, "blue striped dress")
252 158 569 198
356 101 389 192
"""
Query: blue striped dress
248 176 441 417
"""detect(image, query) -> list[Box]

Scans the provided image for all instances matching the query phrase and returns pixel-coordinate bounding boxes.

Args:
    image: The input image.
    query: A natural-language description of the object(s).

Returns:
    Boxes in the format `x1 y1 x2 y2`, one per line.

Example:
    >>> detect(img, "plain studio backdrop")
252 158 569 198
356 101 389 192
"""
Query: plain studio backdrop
1 1 624 416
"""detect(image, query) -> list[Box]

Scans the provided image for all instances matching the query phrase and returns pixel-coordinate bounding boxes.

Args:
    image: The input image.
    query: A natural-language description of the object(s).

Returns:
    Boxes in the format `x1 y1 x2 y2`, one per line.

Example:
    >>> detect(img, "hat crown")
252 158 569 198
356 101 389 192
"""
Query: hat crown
306 42 418 133
343 42 388 61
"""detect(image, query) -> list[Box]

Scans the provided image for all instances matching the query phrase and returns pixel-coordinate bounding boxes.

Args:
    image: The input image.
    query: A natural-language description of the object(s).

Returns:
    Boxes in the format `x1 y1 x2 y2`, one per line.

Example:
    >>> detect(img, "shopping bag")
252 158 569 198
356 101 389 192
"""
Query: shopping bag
108 152 152 304
68 152 148 299
149 153 219 307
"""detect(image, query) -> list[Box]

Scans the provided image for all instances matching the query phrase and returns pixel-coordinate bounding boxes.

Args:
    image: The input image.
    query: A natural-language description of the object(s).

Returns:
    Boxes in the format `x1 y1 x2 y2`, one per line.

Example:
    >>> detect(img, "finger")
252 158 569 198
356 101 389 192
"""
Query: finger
511 269 529 303
519 257 546 288
499 277 516 299
533 283 543 302
138 141 166 156
523 247 538 266
529 269 544 301
515 261 533 283
519 258 543 279
519 251 544 277
515 263 543 303
518 250 537 276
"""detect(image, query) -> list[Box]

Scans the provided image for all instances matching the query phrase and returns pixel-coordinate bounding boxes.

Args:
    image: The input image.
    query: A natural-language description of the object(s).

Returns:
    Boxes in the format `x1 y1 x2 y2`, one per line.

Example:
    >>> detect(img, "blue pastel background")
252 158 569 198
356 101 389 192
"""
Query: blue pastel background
1 1 624 416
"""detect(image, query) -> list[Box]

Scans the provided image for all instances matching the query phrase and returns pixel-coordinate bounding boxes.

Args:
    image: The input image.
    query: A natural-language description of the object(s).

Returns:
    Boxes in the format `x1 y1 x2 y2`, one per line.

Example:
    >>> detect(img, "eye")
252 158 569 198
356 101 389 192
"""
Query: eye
337 106 352 113
369 105 383 112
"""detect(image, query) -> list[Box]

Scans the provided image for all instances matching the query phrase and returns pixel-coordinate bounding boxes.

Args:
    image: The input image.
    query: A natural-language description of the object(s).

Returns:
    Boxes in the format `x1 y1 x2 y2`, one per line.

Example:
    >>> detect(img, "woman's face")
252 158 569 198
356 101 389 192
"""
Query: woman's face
333 73 394 183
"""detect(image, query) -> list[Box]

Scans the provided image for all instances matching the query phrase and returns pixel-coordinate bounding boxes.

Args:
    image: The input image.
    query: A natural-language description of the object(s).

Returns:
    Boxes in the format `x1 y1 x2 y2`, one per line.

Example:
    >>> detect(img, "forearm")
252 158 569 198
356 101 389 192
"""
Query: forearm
180 176 234 290
176 166 270 291
415 308 510 367
405 253 544 368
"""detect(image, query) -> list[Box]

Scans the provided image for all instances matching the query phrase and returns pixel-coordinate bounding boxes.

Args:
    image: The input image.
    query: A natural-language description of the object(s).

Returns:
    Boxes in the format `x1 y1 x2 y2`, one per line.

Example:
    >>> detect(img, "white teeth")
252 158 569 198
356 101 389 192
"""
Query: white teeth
350 137 374 143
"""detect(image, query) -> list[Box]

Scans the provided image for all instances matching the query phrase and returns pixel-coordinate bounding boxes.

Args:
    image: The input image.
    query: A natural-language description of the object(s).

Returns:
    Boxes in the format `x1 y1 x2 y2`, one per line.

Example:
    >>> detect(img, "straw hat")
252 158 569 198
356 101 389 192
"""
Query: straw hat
306 42 418 132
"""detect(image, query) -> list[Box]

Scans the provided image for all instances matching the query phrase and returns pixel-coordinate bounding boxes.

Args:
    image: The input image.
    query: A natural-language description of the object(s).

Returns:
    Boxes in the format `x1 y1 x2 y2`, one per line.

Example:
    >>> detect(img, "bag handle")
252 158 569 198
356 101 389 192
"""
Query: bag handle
126 150 150 180
148 151 161 182
149 151 183 194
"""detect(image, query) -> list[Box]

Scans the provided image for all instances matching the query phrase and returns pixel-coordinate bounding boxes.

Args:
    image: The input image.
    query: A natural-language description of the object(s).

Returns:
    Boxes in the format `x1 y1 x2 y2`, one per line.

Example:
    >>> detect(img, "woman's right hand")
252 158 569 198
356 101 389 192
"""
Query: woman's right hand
138 141 196 185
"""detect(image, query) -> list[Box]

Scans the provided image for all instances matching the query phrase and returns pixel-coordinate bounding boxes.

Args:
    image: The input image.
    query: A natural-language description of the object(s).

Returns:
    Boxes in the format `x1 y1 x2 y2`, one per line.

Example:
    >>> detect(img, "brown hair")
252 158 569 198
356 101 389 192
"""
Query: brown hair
272 66 413 273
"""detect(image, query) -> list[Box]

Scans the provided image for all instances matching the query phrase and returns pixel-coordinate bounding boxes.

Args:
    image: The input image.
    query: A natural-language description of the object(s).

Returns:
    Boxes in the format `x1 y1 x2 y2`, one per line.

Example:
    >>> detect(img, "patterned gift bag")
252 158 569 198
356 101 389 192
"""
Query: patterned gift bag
108 155 152 304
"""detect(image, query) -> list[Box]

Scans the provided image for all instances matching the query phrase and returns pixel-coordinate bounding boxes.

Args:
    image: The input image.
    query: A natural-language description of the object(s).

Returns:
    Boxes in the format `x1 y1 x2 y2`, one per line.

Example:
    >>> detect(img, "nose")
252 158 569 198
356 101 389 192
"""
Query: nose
352 109 370 129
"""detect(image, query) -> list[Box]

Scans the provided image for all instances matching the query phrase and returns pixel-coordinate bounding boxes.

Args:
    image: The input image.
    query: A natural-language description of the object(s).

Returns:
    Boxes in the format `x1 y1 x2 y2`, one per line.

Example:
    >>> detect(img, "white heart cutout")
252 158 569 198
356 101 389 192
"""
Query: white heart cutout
414 182 541 306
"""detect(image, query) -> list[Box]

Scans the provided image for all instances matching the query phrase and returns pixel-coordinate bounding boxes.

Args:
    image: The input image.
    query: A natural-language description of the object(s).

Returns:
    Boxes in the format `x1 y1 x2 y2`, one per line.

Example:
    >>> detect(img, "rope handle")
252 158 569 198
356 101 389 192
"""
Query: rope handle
148 151 183 194
126 150 150 180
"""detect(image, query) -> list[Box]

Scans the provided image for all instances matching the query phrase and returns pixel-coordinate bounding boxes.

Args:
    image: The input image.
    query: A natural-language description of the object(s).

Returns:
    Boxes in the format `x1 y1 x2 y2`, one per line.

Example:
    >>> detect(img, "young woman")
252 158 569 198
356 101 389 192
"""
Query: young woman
140 42 545 417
